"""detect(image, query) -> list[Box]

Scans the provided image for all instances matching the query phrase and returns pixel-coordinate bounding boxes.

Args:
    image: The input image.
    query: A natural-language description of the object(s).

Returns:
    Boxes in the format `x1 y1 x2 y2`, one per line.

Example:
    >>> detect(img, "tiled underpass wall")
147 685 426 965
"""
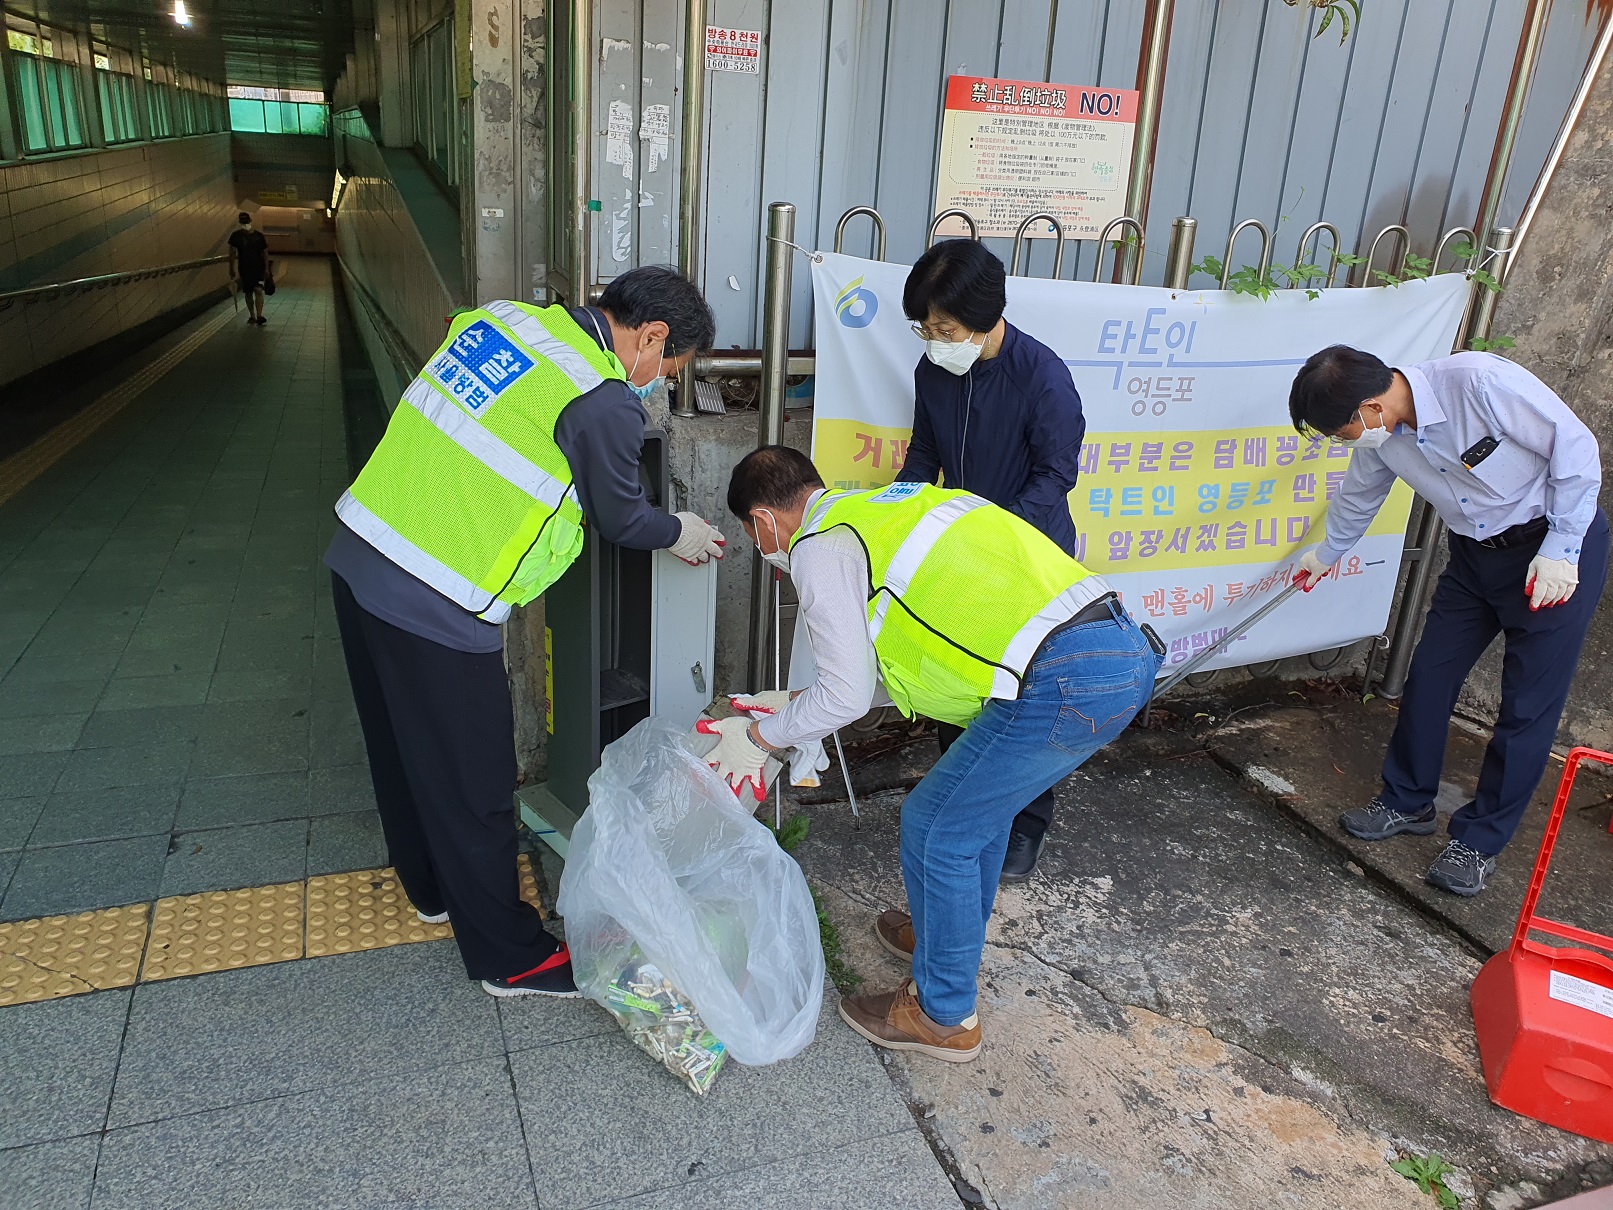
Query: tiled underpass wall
0 135 237 390
330 109 459 405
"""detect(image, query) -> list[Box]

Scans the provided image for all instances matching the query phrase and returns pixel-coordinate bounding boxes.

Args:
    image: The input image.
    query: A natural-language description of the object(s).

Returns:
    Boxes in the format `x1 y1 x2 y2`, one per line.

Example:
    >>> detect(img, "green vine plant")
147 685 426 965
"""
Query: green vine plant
1188 240 1517 353
1282 0 1361 44
1187 254 1330 301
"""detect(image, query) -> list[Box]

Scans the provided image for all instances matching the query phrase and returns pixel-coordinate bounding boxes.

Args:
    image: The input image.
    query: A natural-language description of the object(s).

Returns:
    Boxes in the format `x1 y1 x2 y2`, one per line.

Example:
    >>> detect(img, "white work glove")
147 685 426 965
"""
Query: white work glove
729 690 792 717
669 512 726 565
1526 555 1578 610
1293 547 1335 593
787 738 831 788
695 715 770 802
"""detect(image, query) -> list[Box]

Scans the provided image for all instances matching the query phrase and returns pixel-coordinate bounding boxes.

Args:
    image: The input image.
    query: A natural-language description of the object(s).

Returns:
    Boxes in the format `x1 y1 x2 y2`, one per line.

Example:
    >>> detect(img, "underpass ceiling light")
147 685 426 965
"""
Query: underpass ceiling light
172 1 191 27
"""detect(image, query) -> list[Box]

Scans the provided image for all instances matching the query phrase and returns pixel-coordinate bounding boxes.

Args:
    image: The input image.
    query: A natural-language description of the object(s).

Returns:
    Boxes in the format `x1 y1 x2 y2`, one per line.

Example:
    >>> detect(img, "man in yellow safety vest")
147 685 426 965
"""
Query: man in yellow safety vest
709 446 1162 1062
324 267 725 999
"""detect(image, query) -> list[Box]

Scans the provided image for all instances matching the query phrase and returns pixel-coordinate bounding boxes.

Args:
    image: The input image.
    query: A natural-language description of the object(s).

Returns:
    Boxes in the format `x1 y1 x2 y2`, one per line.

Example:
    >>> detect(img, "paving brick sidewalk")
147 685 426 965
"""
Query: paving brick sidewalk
0 267 955 1209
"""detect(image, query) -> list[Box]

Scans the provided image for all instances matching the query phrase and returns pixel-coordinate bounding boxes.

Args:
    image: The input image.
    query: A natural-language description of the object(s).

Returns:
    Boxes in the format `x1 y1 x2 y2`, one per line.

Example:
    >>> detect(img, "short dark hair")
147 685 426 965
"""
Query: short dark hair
598 265 717 358
727 446 824 519
1288 345 1395 435
237 211 252 224
902 240 1006 333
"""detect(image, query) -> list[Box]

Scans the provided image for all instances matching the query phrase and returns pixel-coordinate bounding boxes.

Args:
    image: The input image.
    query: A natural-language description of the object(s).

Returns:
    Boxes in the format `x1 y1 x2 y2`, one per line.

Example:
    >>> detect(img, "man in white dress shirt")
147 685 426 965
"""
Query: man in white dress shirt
1289 346 1605 896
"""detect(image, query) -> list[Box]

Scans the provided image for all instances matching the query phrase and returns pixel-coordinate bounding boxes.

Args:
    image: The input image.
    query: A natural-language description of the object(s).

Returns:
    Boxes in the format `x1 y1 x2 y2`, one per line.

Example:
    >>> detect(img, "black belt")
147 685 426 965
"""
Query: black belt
1040 592 1120 649
1472 516 1548 550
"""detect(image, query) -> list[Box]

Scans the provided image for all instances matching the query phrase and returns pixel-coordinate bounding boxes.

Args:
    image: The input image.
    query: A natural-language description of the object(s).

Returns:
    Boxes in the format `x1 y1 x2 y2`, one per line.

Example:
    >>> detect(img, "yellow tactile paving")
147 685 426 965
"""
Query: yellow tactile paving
518 851 548 919
0 905 151 1006
0 847 554 1007
305 867 454 957
142 882 306 982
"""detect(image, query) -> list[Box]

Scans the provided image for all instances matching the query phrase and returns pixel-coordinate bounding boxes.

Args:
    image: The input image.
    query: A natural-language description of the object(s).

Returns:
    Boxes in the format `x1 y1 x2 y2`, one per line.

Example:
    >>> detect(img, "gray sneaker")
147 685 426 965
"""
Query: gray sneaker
1425 839 1496 897
1339 797 1438 841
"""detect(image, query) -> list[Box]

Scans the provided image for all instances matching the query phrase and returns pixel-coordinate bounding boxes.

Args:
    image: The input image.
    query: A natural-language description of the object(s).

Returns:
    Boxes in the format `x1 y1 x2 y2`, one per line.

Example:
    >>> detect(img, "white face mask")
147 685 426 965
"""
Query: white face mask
754 509 790 574
925 334 983 376
1343 408 1393 450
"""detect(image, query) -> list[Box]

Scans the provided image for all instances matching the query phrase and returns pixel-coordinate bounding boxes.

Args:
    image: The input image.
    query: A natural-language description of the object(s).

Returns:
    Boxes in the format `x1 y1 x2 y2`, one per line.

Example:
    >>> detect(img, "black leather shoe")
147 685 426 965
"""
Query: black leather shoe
999 829 1045 882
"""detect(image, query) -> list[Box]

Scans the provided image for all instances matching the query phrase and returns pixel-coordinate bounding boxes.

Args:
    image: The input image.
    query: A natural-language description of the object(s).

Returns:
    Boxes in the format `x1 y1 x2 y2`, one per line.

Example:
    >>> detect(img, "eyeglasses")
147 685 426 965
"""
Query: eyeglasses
910 322 969 343
1299 406 1369 446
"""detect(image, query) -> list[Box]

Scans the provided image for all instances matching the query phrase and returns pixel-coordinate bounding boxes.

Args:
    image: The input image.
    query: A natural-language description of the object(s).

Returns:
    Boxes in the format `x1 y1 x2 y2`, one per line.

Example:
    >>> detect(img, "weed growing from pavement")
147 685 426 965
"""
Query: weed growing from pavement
1390 1151 1461 1209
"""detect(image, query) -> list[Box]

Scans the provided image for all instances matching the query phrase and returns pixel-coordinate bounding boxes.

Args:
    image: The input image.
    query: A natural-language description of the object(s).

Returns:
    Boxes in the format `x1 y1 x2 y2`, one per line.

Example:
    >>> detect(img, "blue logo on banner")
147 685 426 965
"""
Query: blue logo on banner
427 319 535 414
835 277 879 328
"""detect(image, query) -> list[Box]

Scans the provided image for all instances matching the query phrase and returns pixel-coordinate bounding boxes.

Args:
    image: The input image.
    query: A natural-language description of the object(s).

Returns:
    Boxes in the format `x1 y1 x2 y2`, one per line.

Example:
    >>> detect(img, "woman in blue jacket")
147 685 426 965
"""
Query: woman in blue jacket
895 239 1088 880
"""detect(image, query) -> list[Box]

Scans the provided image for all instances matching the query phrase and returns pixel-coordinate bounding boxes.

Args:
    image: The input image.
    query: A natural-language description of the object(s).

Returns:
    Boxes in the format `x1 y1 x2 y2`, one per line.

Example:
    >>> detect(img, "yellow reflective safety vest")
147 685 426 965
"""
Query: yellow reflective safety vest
336 302 625 624
794 483 1109 727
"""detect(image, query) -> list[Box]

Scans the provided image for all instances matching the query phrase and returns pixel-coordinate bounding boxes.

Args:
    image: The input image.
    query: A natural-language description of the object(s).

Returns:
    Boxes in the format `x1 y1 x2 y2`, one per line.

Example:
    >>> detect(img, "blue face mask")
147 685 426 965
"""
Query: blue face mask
626 344 665 402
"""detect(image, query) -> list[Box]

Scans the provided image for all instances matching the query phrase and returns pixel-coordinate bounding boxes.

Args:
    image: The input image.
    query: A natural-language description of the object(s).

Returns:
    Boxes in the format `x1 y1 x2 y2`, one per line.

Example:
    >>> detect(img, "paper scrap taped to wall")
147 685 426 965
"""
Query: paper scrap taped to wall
640 104 671 172
606 100 634 179
934 76 1138 240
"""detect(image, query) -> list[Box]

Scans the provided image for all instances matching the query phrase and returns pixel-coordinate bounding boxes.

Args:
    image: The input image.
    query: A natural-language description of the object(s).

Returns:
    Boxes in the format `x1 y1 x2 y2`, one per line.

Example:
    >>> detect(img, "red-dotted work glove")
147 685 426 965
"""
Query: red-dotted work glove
669 513 726 565
729 691 792 717
695 716 770 802
1292 548 1334 592
1526 555 1577 610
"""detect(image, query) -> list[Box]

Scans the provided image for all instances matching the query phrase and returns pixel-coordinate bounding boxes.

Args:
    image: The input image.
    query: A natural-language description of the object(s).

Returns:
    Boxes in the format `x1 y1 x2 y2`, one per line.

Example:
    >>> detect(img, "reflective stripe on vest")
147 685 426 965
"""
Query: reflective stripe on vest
799 485 1111 720
401 377 571 512
484 301 605 397
988 578 1111 699
335 490 513 623
866 494 990 641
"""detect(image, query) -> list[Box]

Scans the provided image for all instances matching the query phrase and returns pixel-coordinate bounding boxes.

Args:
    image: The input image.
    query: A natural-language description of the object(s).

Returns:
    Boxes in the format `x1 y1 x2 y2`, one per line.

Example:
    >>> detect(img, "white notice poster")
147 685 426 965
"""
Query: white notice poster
934 76 1138 240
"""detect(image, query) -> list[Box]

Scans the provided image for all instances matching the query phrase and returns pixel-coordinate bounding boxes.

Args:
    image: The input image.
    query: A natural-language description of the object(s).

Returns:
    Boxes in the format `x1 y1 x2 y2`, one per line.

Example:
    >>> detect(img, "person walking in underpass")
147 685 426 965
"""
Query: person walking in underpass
1289 345 1605 896
710 446 1159 1062
227 211 270 326
325 266 727 997
892 239 1088 882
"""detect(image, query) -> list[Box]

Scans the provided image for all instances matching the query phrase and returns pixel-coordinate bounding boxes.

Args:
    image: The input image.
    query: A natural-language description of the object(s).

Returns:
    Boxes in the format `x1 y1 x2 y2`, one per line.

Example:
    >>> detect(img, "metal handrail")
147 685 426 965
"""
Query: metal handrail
1294 221 1342 286
927 209 979 247
1219 218 1272 287
0 255 229 309
1094 216 1146 284
1010 212 1066 277
1434 226 1479 272
834 206 887 259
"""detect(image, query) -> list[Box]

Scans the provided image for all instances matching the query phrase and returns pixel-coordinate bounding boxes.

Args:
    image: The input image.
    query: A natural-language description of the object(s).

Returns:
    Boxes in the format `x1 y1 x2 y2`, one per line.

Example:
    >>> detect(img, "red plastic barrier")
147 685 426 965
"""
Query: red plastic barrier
1470 747 1613 1143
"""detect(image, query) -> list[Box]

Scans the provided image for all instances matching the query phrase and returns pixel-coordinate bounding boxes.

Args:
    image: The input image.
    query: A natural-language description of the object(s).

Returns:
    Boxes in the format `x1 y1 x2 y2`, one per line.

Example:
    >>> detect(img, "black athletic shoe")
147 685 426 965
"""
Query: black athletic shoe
999 829 1045 882
1425 839 1496 897
1339 797 1438 841
481 944 581 998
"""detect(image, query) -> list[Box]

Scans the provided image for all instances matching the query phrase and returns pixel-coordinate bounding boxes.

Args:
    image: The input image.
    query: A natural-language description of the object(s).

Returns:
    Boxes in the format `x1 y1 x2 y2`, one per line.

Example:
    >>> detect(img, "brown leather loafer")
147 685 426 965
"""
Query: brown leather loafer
875 910 915 961
838 981 981 1063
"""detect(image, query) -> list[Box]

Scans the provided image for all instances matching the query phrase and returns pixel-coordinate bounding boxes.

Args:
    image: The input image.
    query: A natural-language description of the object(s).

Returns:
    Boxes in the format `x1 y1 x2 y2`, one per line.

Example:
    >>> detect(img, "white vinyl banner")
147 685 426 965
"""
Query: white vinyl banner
809 255 1471 672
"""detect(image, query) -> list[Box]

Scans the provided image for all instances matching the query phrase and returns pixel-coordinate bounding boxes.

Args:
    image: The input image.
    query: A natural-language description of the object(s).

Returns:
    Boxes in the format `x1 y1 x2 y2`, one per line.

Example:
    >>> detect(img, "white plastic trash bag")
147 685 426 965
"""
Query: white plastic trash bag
557 716 825 1075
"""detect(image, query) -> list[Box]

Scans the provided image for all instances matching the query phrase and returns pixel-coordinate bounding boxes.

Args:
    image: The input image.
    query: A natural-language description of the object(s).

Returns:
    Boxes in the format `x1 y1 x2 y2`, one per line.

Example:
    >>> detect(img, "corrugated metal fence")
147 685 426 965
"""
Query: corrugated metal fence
586 0 1602 348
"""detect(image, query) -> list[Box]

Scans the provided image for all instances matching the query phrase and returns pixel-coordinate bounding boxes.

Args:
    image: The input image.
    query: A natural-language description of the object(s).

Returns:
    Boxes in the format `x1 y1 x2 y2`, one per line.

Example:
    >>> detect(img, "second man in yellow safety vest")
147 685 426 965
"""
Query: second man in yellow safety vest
324 266 726 1000
710 445 1161 1062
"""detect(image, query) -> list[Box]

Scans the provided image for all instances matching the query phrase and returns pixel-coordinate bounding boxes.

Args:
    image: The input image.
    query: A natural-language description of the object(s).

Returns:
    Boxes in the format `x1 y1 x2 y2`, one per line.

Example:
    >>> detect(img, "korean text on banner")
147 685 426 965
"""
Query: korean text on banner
808 256 1470 673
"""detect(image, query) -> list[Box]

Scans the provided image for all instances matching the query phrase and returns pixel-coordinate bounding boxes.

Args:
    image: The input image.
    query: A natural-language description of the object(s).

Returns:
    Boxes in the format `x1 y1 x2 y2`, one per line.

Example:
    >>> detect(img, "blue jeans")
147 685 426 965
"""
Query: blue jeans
900 605 1161 1025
